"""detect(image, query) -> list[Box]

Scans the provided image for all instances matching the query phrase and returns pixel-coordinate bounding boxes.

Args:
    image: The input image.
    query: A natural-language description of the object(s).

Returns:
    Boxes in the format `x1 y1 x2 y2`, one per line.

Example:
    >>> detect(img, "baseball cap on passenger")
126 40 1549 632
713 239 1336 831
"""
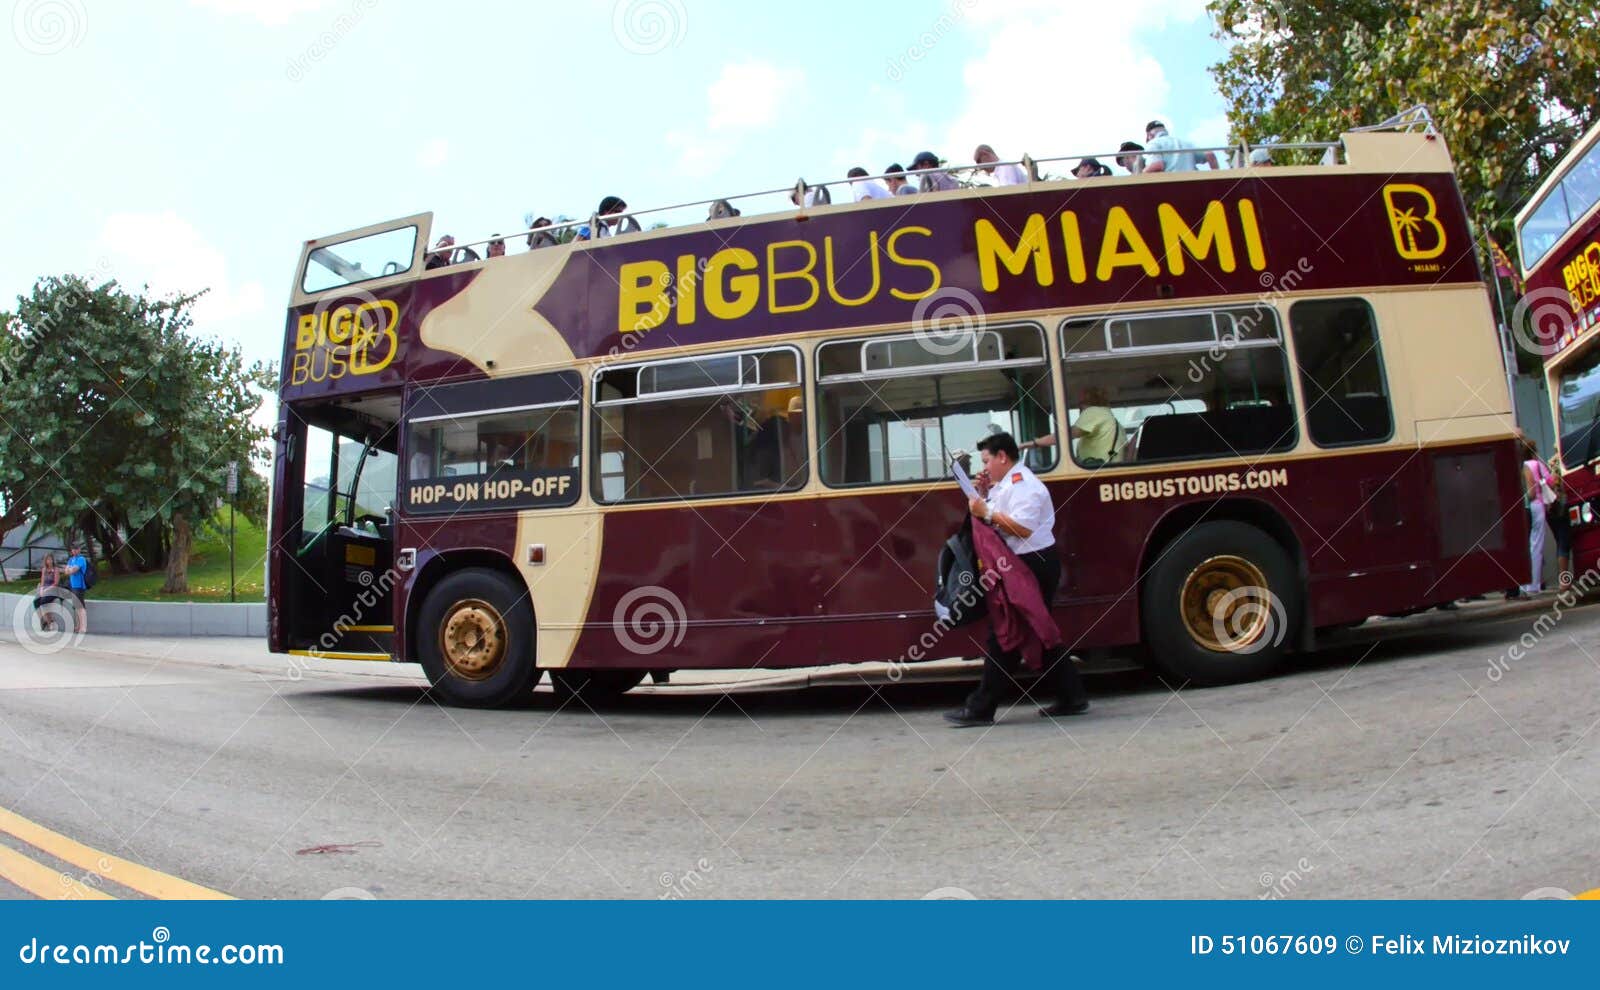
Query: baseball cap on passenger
910 151 942 169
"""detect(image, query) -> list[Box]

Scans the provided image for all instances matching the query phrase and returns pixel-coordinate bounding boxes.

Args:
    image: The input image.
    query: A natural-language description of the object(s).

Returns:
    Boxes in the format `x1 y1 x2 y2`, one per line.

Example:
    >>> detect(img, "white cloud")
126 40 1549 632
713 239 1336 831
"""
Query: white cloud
705 61 804 132
97 211 267 335
189 0 329 26
417 138 450 170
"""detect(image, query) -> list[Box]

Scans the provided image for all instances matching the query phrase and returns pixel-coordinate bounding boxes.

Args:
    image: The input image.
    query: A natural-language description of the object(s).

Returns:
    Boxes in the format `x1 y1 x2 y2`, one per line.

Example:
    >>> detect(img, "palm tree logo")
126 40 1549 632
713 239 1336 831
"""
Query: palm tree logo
1382 184 1447 261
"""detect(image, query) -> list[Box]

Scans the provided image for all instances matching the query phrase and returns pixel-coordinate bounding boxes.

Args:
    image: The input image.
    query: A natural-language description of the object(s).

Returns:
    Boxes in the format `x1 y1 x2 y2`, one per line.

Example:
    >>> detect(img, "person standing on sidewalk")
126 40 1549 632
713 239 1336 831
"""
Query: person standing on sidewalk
1522 439 1558 596
63 542 90 634
945 432 1089 727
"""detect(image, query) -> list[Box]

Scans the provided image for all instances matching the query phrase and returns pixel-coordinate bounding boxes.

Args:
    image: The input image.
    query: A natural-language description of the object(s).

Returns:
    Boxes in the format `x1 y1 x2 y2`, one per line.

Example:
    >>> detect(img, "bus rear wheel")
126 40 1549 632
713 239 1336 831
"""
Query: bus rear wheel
550 669 646 707
1142 521 1297 687
417 568 542 707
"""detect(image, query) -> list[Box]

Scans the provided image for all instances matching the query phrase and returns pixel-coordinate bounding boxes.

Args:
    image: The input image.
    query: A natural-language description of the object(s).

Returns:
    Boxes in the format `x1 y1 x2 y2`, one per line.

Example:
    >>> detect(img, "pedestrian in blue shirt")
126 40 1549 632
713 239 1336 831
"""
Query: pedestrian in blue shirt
64 542 90 634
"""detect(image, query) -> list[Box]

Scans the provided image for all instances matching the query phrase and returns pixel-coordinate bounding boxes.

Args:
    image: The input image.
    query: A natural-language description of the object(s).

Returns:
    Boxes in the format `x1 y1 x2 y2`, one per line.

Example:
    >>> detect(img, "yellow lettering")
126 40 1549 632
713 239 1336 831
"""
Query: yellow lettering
295 314 317 350
617 260 671 334
1158 200 1236 276
887 227 941 301
674 255 698 325
289 350 311 386
1237 198 1266 271
348 300 399 375
975 214 1053 291
704 247 760 320
824 233 880 306
766 240 820 314
1381 183 1447 260
327 306 354 345
1097 207 1160 281
1060 212 1087 284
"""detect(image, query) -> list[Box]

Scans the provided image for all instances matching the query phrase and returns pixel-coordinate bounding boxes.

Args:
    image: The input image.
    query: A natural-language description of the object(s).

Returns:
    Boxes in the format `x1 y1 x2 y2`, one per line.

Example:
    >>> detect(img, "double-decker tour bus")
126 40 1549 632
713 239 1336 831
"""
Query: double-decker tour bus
1516 116 1600 577
269 109 1527 707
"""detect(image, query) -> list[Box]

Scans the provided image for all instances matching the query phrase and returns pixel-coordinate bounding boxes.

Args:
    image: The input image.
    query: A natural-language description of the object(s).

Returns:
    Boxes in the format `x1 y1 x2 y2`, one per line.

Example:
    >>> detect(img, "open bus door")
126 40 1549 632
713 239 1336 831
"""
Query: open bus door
268 394 401 659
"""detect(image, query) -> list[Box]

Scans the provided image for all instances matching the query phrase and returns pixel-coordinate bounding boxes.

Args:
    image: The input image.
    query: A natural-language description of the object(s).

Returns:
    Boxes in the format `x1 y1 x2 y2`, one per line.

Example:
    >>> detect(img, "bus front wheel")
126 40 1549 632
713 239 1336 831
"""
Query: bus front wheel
417 568 542 707
1142 521 1298 687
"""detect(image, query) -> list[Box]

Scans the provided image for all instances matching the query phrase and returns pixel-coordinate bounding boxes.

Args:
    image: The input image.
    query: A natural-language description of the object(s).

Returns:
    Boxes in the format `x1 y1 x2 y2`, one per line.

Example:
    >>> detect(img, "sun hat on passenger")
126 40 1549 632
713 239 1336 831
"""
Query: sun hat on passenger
910 151 942 169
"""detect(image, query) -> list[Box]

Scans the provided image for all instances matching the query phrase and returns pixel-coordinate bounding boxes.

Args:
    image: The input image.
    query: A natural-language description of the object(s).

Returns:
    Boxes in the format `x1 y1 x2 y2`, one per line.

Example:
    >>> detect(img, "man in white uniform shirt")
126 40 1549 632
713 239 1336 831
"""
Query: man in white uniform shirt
945 432 1090 726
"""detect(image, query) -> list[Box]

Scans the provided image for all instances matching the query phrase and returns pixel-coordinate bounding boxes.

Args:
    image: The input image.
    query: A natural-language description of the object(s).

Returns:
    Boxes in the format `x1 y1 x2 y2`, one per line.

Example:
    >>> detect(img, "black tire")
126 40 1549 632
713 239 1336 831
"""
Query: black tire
416 568 542 707
550 669 646 708
1141 521 1298 687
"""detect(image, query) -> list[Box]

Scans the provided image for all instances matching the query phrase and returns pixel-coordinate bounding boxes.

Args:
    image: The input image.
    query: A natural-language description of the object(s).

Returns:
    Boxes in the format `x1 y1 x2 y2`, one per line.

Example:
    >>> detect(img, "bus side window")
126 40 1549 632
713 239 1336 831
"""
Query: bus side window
1288 298 1394 448
1060 306 1296 466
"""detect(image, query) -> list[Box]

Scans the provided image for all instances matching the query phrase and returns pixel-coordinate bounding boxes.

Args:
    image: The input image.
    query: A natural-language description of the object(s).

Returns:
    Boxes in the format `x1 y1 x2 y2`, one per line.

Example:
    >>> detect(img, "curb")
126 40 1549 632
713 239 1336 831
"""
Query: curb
1 591 265 638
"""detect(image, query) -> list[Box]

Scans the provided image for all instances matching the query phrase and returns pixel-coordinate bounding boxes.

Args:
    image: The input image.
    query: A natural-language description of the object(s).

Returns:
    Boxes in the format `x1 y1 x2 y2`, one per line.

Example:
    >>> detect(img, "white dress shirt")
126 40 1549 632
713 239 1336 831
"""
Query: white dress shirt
985 462 1056 554
991 162 1028 186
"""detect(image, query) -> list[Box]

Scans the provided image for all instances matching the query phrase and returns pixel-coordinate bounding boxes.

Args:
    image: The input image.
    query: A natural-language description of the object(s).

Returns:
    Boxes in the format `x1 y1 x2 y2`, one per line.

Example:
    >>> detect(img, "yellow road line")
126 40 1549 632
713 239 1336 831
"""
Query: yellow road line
0 805 230 900
0 844 114 900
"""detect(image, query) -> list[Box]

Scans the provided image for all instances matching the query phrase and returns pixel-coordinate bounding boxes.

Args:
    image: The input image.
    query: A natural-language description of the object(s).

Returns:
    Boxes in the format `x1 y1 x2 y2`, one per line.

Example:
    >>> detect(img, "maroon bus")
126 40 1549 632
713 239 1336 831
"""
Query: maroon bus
1516 118 1600 579
269 119 1527 707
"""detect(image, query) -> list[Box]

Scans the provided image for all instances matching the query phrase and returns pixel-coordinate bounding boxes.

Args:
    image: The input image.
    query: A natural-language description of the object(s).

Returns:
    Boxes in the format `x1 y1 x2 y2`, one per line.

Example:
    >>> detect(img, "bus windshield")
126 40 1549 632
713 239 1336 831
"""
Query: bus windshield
1558 345 1600 467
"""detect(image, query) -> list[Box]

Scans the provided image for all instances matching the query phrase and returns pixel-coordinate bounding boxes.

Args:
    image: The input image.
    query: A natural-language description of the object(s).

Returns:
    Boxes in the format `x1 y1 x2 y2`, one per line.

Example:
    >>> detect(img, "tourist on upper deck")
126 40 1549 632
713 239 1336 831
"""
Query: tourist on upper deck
707 199 742 220
487 235 506 258
1247 147 1273 167
790 181 832 207
1116 141 1146 175
884 163 917 196
1141 120 1219 173
910 151 960 192
525 216 559 249
425 235 456 269
847 167 892 201
1073 158 1112 179
974 145 1027 186
595 195 641 238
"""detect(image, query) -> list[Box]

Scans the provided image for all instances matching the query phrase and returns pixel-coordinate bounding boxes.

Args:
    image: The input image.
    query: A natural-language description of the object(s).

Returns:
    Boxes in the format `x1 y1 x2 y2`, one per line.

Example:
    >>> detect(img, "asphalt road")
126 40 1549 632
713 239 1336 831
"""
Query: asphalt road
0 600 1597 900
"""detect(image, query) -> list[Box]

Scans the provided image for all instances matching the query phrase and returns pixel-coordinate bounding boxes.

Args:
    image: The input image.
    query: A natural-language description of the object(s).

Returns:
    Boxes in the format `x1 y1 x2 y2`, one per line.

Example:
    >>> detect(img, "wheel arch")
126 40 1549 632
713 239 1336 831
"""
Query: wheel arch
404 549 531 663
1138 497 1312 650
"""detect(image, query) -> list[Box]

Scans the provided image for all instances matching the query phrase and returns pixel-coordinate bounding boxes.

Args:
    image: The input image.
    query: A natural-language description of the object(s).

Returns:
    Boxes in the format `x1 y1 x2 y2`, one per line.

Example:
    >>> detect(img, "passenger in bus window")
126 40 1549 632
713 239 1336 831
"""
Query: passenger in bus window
594 196 641 238
883 163 917 196
707 198 742 220
1071 386 1124 466
974 144 1027 186
1141 120 1219 173
486 235 506 258
910 150 960 192
846 168 891 201
1116 141 1146 175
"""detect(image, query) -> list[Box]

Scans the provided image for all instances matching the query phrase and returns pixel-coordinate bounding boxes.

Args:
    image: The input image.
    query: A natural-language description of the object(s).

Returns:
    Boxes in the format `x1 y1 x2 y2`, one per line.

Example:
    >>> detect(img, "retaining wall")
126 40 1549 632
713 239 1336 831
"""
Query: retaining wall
1 592 265 637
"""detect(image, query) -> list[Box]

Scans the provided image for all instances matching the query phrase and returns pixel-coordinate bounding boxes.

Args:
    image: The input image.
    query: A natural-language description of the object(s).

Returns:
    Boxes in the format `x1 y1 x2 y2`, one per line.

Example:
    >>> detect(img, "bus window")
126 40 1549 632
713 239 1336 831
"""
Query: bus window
817 324 1056 486
303 225 418 295
300 422 337 540
1288 298 1394 448
593 347 806 503
405 402 581 513
1061 306 1295 466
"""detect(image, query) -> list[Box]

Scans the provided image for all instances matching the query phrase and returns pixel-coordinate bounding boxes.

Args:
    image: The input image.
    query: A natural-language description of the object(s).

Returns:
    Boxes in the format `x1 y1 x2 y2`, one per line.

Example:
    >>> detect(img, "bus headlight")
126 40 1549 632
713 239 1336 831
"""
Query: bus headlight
1584 503 1595 525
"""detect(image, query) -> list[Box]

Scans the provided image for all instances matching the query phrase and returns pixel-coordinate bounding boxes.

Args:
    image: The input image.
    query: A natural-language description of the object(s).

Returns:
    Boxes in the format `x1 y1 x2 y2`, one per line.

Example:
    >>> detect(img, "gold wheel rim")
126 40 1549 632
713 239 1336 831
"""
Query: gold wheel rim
439 599 506 681
1179 555 1270 652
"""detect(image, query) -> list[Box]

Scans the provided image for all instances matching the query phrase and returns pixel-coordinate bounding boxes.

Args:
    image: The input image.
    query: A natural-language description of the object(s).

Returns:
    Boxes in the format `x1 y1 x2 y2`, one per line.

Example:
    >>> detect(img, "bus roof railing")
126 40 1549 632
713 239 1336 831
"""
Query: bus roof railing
427 110 1437 262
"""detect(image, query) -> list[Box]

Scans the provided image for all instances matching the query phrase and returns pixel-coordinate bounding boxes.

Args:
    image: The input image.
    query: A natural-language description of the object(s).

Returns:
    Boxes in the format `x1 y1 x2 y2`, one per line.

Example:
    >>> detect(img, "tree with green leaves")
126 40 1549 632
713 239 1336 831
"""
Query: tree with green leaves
0 276 273 593
1208 0 1600 240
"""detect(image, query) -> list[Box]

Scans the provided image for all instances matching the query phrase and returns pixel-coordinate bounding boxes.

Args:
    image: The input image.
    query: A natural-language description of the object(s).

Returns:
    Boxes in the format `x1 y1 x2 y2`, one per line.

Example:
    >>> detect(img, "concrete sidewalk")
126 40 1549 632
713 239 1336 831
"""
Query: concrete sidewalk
3 590 1582 695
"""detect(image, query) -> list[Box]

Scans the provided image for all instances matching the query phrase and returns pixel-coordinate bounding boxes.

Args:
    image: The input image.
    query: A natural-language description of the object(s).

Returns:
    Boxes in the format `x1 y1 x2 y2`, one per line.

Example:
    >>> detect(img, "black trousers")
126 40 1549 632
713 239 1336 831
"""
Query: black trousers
966 548 1087 716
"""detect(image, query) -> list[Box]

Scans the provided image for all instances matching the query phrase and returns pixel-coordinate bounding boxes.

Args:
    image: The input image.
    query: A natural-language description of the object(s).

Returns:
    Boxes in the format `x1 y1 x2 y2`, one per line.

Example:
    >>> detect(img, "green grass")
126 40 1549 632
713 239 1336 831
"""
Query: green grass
1 513 267 603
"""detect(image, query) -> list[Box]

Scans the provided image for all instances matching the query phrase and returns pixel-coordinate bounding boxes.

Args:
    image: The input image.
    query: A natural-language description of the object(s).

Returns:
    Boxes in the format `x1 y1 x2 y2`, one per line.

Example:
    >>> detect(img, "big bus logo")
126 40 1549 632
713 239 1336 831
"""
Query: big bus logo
1381 183 1447 261
289 296 400 386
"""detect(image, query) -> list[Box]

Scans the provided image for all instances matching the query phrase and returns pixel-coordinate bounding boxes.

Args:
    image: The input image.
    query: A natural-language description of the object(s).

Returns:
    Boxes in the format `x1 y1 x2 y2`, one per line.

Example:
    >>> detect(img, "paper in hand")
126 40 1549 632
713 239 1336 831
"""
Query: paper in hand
951 456 981 503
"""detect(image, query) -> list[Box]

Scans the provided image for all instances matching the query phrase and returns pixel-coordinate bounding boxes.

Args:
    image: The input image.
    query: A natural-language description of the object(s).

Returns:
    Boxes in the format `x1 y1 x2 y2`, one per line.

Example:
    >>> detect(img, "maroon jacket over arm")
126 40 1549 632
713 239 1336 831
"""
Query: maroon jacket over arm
970 521 1062 670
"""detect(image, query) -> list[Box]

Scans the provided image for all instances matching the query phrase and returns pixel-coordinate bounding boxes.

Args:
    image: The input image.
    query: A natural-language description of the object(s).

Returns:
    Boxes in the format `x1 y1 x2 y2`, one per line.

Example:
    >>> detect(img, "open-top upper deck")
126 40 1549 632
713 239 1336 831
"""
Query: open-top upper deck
282 110 1481 404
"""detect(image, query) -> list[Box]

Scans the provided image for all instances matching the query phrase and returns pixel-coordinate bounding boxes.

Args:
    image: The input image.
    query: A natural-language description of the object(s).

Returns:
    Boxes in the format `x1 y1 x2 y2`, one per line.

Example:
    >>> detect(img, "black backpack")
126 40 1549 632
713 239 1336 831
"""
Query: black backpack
82 555 97 590
933 520 987 628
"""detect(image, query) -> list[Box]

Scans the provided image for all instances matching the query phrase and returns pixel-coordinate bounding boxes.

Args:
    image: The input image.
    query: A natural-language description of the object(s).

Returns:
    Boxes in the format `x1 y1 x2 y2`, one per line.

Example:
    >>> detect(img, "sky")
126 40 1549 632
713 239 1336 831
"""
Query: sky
0 0 1233 371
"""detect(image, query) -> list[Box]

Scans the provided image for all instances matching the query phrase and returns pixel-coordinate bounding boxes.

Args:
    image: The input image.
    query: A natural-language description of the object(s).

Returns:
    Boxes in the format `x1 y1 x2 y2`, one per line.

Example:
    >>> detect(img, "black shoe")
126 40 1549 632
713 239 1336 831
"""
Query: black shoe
1039 700 1090 718
943 707 994 727
1435 601 1459 611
